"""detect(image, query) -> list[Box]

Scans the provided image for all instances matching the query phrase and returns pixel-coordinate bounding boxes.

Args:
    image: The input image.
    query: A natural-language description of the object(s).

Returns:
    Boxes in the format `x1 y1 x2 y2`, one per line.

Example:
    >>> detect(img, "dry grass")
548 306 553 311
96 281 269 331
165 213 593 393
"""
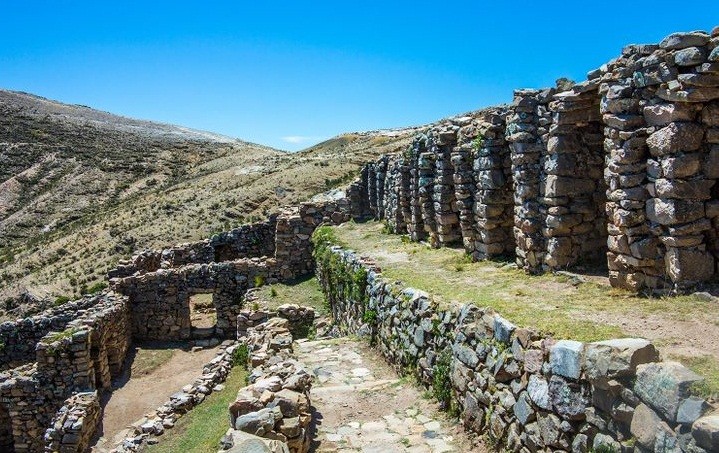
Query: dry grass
0 132 413 317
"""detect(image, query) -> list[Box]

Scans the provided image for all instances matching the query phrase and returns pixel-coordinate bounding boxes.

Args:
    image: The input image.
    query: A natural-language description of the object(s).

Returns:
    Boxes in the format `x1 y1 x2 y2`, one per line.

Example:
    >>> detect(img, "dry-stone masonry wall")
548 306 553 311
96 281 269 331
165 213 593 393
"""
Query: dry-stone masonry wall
0 293 130 452
315 240 719 453
224 317 313 453
0 295 104 371
359 28 719 292
44 392 101 453
108 218 277 279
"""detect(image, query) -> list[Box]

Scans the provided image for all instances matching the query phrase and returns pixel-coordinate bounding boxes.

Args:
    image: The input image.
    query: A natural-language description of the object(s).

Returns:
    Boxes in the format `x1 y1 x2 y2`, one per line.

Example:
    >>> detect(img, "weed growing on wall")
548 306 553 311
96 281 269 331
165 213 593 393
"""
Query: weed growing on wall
433 348 453 411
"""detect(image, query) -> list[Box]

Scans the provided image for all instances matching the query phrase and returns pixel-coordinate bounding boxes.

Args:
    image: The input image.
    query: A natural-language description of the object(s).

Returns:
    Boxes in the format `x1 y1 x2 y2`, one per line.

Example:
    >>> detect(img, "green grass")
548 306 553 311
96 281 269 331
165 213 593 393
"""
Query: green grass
145 366 247 453
669 354 719 400
329 221 719 343
253 274 327 314
131 348 176 377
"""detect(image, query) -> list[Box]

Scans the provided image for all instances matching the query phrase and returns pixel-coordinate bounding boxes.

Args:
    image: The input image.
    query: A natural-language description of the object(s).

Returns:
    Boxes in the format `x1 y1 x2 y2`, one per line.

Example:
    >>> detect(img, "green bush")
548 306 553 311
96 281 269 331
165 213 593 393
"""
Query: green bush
232 343 249 369
433 349 453 411
54 295 71 306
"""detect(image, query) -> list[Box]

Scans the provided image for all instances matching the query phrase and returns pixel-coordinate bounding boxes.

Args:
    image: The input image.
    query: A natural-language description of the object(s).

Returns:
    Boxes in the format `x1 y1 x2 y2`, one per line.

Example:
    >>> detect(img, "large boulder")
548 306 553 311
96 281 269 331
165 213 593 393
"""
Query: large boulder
693 414 719 452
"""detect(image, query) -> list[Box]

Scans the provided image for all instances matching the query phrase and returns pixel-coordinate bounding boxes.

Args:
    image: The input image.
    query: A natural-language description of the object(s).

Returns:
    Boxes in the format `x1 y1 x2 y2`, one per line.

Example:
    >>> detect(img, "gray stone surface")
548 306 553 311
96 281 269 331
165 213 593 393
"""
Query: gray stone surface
550 340 584 380
634 362 704 422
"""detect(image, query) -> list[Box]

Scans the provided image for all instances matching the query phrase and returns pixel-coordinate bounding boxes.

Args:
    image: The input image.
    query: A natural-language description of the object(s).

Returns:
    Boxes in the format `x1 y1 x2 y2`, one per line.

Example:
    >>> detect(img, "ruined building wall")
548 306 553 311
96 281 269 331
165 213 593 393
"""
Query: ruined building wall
0 294 130 452
0 295 103 371
602 34 719 292
108 217 277 279
361 29 719 292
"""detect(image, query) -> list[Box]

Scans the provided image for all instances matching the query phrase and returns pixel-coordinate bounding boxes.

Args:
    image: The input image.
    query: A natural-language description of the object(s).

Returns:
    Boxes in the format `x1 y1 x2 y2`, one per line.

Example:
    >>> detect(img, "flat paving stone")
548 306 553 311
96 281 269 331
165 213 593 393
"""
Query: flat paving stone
296 337 482 452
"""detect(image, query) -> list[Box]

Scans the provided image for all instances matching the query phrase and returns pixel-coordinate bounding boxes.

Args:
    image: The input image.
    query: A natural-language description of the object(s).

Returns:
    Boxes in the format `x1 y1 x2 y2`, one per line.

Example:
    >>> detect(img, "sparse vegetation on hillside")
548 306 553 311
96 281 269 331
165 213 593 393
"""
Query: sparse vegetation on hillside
0 91 417 318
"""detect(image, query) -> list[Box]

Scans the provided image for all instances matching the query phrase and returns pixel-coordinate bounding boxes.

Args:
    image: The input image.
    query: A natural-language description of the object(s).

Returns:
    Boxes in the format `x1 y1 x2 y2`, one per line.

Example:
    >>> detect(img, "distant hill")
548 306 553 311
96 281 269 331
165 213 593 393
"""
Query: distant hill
0 90 417 317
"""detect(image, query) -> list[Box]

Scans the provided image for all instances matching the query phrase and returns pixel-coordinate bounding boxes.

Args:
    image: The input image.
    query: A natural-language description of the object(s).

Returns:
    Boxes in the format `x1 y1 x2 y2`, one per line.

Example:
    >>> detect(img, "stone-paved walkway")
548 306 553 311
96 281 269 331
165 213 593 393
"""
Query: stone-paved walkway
296 338 479 453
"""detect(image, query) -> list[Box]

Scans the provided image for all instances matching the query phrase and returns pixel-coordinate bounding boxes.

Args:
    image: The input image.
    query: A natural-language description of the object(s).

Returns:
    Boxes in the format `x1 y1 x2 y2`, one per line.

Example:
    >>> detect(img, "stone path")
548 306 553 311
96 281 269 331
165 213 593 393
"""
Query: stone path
296 337 479 453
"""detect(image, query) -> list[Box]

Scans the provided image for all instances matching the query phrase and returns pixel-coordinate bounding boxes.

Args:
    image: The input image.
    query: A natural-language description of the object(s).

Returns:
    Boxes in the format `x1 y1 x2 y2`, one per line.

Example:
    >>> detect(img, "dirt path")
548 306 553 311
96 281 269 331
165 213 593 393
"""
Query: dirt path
91 344 221 452
296 337 483 453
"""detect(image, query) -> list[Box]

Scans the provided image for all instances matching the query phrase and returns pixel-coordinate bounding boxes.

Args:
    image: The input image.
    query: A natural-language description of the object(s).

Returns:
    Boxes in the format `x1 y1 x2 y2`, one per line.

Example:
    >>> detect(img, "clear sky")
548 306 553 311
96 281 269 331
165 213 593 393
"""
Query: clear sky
1 1 717 151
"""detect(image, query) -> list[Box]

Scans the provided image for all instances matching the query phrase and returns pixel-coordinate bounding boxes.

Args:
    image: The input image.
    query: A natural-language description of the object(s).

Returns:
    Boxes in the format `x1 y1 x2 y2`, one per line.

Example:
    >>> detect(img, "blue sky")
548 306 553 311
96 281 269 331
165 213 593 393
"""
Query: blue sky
1 2 717 151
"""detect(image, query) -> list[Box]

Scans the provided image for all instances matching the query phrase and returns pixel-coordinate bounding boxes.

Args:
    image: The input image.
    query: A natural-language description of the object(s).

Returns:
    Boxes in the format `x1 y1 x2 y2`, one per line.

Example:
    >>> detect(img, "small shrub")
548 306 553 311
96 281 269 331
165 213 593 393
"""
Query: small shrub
232 344 249 369
253 275 265 288
270 287 278 298
433 348 453 411
87 282 107 294
54 295 71 306
362 309 377 325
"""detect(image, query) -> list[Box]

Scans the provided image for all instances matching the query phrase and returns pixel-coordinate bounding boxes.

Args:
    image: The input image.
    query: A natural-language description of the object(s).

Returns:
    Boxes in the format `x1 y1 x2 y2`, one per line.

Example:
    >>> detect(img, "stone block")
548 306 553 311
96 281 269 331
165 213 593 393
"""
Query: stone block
675 47 708 66
646 198 705 225
634 361 704 422
549 375 588 420
494 315 516 343
643 104 697 126
693 415 719 452
661 154 702 179
655 178 714 200
659 32 710 50
585 338 659 382
528 374 551 410
665 247 715 283
646 123 704 157
550 340 584 380
631 403 664 448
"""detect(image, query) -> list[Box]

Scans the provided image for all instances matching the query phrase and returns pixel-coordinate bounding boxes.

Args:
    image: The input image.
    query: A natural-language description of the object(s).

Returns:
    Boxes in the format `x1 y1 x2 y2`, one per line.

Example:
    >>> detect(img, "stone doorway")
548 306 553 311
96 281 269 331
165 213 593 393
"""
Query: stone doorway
189 293 216 340
0 403 12 452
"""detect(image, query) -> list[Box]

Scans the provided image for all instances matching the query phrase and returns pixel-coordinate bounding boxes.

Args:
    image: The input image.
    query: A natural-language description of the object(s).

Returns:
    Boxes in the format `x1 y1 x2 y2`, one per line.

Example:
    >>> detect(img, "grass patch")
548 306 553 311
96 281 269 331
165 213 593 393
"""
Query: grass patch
329 221 718 343
145 366 247 453
669 354 719 400
253 274 327 314
131 348 176 377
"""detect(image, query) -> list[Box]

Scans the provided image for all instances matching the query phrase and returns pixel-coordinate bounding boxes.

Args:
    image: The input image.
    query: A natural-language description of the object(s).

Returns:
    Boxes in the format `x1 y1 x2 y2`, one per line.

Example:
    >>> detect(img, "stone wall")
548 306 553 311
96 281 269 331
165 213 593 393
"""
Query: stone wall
108 218 277 279
0 295 103 371
357 28 719 292
0 293 130 452
315 240 719 453
45 392 101 453
225 317 313 453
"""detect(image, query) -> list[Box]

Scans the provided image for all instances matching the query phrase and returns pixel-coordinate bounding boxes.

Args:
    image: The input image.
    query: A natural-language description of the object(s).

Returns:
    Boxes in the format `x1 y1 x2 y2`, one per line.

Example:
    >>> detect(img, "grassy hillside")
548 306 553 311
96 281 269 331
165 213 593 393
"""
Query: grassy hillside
0 90 416 318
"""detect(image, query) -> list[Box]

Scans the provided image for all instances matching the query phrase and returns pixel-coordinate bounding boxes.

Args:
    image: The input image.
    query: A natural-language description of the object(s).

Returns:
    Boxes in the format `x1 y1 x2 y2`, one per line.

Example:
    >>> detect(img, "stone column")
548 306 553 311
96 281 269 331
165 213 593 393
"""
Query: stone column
507 89 552 272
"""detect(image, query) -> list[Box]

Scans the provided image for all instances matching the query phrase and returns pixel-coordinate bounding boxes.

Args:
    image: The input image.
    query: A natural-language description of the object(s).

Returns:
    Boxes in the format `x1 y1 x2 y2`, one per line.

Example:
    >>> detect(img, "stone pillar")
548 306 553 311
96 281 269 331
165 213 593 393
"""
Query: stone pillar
367 163 377 218
409 140 427 241
452 140 476 254
507 89 552 272
433 127 461 245
472 110 514 259
418 138 438 245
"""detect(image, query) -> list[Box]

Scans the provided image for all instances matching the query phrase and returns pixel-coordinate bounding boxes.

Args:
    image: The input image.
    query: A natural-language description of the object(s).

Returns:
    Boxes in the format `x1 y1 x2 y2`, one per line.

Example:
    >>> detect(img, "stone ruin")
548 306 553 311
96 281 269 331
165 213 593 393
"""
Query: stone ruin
317 239 719 453
361 28 719 293
0 197 355 452
0 26 717 453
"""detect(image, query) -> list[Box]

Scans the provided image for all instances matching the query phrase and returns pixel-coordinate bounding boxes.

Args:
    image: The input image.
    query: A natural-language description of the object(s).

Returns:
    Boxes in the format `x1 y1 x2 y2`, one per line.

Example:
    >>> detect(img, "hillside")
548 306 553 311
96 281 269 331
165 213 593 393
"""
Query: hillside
0 90 417 317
